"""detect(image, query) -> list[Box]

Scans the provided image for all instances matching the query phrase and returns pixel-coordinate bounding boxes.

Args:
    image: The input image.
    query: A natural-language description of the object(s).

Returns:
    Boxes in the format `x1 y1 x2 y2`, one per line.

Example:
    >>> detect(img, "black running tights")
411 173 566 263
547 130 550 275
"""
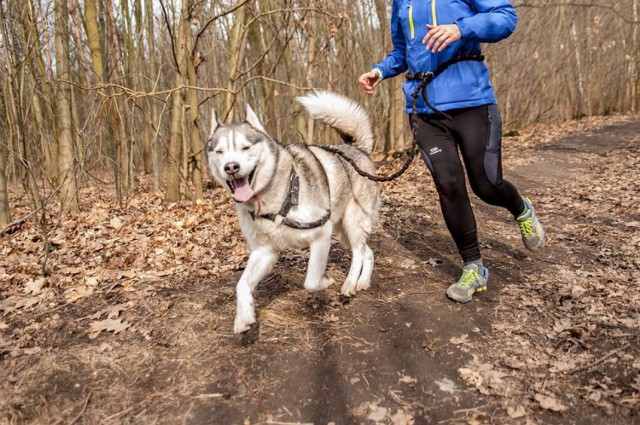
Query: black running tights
412 104 525 263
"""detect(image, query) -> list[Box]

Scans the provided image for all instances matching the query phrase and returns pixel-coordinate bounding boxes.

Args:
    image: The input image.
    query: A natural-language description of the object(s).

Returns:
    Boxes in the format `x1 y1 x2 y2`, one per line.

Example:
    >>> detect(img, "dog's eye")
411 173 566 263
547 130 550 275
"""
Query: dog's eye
242 146 251 151
215 150 223 155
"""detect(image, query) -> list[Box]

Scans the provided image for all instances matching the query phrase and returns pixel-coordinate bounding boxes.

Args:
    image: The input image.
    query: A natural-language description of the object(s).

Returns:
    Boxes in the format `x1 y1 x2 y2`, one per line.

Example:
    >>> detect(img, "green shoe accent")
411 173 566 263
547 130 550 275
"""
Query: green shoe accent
446 264 489 303
517 196 546 250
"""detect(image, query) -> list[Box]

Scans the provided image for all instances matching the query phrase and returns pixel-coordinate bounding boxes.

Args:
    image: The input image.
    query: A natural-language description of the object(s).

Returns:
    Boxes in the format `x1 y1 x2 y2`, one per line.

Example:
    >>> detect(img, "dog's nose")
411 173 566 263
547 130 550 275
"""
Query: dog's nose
224 162 240 175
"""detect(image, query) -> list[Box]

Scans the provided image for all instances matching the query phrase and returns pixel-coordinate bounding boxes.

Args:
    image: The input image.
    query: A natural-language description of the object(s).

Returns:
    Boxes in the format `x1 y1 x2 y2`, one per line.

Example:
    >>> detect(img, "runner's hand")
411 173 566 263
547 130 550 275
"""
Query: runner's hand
423 24 462 53
358 70 382 95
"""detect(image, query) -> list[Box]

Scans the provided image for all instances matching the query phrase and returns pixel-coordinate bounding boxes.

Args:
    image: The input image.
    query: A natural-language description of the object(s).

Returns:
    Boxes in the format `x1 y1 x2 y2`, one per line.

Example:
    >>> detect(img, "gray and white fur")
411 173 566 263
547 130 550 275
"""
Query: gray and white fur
206 91 381 334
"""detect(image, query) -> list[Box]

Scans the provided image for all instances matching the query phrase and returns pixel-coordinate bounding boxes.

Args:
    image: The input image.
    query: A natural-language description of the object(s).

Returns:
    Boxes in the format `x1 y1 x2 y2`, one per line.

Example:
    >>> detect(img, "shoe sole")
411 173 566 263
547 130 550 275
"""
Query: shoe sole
446 284 487 303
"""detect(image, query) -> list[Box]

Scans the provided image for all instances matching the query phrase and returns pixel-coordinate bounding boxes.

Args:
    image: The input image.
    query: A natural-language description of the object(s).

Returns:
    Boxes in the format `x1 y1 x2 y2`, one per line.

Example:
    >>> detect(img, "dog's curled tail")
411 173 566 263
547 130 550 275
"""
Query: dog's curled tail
296 91 375 154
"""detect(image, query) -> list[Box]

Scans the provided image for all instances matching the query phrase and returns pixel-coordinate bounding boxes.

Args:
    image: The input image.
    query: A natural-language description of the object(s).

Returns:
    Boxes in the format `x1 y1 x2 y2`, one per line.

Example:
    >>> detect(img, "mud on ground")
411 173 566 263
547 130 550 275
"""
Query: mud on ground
1 116 639 424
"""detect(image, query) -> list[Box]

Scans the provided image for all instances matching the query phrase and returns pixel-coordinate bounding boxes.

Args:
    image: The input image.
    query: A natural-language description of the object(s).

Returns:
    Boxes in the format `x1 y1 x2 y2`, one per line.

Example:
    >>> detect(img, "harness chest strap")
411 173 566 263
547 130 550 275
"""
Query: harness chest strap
249 167 331 230
405 55 485 119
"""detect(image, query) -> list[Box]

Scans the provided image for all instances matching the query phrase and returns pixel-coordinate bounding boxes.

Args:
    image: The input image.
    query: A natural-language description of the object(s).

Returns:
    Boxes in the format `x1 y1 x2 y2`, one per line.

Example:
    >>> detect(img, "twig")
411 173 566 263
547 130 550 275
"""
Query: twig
159 0 178 72
0 208 39 235
68 390 92 425
388 389 412 407
517 2 640 24
264 422 313 425
566 343 631 374
194 0 253 52
0 185 60 236
58 79 233 101
100 407 133 424
438 417 468 424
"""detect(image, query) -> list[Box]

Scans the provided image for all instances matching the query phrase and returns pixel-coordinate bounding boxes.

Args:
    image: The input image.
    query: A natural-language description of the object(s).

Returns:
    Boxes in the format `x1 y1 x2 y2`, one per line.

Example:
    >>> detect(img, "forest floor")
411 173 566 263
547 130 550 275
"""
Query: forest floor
1 115 639 425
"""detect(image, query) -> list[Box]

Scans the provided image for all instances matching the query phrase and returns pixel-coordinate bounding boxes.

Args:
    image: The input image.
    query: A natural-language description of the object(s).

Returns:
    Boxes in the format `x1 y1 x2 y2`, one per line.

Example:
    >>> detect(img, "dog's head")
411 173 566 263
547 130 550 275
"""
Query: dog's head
205 105 278 203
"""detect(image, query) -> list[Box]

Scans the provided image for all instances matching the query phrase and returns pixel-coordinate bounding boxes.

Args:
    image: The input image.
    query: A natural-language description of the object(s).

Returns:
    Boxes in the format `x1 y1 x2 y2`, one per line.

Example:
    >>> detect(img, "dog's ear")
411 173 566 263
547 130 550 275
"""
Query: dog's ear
209 109 220 138
245 105 266 133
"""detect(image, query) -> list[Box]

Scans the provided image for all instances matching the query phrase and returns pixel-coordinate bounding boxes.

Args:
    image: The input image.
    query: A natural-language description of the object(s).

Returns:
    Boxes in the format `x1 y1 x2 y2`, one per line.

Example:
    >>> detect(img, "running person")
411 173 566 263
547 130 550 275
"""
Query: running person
358 0 545 303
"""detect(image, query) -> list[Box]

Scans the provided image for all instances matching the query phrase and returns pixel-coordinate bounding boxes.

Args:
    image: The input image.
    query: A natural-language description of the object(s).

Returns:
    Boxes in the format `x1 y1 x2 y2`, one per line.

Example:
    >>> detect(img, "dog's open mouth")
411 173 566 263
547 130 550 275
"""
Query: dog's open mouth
227 168 256 203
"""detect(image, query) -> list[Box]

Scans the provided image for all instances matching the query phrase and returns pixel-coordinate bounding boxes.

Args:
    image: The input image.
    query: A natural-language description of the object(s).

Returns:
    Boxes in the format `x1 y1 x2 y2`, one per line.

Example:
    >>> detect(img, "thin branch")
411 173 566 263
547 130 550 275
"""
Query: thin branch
57 79 234 100
193 0 253 54
159 0 179 71
0 185 60 236
517 1 640 24
567 343 632 374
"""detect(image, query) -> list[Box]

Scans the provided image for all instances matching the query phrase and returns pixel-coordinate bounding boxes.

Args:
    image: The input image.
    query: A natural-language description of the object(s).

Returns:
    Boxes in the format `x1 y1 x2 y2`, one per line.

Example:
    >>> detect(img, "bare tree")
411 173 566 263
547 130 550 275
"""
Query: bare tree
54 0 79 214
164 0 189 202
0 0 637 219
0 113 9 226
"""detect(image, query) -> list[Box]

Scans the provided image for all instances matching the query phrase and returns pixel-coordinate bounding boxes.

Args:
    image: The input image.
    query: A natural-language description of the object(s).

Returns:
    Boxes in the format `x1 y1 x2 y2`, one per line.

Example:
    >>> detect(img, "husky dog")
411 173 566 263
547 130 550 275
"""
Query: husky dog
206 91 381 334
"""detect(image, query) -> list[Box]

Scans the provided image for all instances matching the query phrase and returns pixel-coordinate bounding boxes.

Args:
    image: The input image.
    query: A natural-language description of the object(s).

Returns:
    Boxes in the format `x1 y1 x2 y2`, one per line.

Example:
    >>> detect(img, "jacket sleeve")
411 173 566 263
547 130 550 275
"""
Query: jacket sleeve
455 0 518 43
372 0 407 79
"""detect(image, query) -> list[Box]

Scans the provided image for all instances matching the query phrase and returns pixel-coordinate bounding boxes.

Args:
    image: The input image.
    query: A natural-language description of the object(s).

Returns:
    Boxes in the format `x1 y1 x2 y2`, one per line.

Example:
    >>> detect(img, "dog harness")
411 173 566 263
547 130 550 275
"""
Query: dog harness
250 167 331 230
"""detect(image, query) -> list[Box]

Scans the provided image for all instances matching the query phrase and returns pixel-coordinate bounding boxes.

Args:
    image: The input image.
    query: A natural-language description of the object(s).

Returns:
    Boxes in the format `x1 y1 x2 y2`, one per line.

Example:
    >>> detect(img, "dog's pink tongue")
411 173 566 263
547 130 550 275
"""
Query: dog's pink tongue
233 176 255 202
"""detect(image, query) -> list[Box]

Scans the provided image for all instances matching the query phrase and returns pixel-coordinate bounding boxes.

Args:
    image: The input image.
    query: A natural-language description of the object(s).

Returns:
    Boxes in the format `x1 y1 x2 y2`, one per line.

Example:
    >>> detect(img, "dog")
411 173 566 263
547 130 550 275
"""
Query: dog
205 91 381 333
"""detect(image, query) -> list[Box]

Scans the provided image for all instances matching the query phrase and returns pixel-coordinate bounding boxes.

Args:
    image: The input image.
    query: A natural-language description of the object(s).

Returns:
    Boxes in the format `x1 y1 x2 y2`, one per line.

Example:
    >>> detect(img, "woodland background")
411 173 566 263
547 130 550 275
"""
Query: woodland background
0 0 638 225
1 2 639 423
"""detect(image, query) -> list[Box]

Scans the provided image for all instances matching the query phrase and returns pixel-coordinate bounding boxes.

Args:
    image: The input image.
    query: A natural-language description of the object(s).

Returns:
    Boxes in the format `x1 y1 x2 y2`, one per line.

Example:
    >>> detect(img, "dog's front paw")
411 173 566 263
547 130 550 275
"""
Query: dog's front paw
356 279 371 291
341 279 357 297
305 275 335 293
234 306 256 334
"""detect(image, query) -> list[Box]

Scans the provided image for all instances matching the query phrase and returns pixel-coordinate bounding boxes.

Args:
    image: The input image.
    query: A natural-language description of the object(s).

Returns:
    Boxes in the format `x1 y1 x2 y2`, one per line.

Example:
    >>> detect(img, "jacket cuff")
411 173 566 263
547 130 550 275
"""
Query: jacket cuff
454 20 470 39
372 66 384 80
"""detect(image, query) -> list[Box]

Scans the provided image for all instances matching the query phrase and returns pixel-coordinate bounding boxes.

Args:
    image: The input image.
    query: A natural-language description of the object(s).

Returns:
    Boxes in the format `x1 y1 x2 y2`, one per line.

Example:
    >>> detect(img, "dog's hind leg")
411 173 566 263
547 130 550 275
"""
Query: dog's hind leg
340 204 373 296
341 242 364 296
234 247 278 334
356 244 374 291
303 229 335 292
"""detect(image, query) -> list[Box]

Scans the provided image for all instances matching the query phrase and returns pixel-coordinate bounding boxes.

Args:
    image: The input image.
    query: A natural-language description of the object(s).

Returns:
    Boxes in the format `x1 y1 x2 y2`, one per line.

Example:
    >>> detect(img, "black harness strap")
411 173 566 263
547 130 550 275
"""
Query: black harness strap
250 167 331 230
406 54 485 120
319 55 485 182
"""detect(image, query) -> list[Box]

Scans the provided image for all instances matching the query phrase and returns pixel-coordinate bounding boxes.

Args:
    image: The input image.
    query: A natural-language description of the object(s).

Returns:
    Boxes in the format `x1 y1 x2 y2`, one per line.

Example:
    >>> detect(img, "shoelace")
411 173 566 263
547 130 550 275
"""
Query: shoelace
458 269 479 288
518 218 536 238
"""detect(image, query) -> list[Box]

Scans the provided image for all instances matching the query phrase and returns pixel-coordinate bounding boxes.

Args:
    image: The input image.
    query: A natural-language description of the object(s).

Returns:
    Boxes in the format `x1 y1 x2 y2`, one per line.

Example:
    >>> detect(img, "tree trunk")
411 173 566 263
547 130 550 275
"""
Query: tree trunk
2 3 42 211
83 0 104 81
146 0 162 190
25 0 57 184
224 2 249 118
390 76 406 152
133 0 152 175
632 0 639 112
0 126 10 226
54 0 79 214
165 0 189 202
186 18 203 200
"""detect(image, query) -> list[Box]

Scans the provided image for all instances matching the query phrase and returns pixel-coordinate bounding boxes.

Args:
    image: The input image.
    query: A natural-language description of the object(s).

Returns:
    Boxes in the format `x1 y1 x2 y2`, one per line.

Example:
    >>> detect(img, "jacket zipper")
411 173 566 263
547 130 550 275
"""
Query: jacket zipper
408 4 415 39
431 0 437 26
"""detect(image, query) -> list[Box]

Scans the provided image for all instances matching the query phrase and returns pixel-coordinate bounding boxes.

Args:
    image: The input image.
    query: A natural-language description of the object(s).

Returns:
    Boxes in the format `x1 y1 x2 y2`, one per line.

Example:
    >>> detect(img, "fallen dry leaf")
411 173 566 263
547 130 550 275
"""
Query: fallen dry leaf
368 404 388 422
88 318 130 339
64 285 94 302
23 278 45 295
435 377 457 394
535 393 569 413
450 334 469 345
390 409 415 425
507 405 527 419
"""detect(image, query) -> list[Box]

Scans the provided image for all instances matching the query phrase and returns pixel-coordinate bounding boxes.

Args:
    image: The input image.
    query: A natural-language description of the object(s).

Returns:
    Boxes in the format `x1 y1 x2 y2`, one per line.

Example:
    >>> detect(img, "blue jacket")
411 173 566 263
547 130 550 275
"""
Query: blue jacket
373 0 517 114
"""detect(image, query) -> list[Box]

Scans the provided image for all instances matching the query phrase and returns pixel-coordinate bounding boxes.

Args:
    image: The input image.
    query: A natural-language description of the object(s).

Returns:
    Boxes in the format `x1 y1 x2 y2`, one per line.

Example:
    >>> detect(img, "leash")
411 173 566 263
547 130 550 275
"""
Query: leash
318 55 485 182
249 55 485 229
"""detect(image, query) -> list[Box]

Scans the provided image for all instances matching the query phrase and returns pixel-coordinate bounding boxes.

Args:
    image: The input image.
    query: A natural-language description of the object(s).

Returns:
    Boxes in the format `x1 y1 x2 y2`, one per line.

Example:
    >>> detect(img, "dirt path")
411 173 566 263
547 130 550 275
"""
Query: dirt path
1 118 639 424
